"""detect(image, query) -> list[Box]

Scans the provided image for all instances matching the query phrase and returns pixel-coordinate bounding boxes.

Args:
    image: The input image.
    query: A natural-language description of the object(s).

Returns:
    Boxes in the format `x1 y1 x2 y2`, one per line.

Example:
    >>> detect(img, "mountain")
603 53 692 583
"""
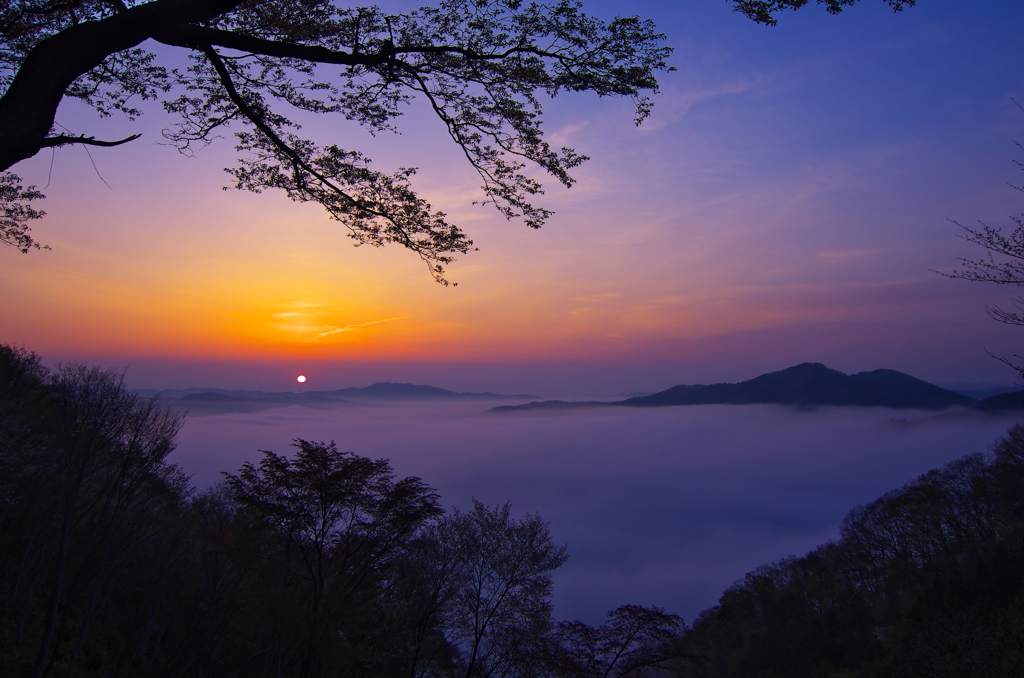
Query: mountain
179 392 240 402
490 400 610 412
139 369 1024 413
144 382 535 404
323 382 535 400
975 389 1024 411
493 363 992 413
938 383 1022 400
622 363 978 410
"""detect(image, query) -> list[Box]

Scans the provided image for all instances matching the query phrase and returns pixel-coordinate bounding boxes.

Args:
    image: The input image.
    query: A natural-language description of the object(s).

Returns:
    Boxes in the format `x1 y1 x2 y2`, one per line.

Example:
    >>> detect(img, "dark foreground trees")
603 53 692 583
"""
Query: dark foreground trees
9 341 1024 677
0 0 672 281
0 344 685 677
545 604 688 678
678 425 1024 678
221 439 447 677
0 345 189 677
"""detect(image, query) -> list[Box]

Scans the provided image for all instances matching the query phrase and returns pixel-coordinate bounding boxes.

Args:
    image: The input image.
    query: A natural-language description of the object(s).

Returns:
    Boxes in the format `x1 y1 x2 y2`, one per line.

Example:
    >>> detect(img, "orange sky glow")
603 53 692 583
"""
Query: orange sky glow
4 2 1024 393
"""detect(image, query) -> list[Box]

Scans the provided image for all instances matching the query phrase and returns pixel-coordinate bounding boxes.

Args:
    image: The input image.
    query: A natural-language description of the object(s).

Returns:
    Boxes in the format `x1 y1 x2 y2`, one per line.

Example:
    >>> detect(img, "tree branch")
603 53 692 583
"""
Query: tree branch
38 133 142 149
202 46 468 282
200 45 356 207
155 24 561 69
155 25 388 66
0 0 246 170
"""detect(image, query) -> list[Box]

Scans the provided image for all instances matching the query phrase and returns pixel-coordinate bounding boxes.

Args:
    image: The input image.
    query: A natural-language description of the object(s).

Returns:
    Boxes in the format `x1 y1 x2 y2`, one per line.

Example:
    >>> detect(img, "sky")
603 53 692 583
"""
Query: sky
5 0 1024 395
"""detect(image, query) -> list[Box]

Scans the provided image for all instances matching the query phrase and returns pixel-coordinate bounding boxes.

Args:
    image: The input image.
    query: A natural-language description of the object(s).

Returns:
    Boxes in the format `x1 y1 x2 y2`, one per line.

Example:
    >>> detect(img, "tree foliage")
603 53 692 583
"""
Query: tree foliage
0 0 673 281
731 0 915 27
0 172 46 253
0 345 188 677
223 440 443 676
678 426 1024 677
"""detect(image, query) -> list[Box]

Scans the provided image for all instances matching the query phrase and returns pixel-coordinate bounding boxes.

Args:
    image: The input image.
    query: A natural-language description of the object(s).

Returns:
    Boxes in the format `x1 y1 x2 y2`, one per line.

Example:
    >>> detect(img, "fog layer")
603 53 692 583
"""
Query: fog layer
169 400 1022 624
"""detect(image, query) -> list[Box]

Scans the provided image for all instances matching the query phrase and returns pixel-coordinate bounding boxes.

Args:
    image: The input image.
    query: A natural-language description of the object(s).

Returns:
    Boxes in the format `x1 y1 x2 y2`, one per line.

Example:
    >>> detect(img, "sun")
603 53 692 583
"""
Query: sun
297 375 306 383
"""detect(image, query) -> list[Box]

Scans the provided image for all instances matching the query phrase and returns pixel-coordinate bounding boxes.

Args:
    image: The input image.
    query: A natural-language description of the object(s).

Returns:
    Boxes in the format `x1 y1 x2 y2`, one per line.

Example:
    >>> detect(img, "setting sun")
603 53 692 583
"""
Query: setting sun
297 375 306 383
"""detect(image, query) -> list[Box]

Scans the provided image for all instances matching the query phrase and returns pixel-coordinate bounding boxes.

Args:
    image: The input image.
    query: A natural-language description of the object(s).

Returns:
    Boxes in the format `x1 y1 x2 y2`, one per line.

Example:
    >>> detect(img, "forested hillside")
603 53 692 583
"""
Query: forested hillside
679 428 1024 677
3 344 1023 677
0 346 684 678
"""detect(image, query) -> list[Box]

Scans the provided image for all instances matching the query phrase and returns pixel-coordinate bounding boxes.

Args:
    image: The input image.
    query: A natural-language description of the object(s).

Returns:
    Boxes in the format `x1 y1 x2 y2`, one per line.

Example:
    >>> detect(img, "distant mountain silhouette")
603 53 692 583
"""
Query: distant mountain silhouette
180 392 239 402
493 363 1006 412
140 369 1024 413
622 363 978 409
147 382 535 405
975 389 1024 411
490 400 609 412
941 384 1022 400
323 382 535 400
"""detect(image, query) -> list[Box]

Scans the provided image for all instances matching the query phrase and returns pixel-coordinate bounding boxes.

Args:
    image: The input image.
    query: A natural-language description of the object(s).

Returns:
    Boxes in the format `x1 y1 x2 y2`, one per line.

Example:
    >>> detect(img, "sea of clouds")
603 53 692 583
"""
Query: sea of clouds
169 400 1023 626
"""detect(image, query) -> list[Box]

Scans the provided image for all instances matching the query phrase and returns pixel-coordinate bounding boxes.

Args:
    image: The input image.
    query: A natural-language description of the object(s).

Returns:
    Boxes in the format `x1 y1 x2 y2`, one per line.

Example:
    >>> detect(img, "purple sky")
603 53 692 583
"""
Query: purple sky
4 1 1024 394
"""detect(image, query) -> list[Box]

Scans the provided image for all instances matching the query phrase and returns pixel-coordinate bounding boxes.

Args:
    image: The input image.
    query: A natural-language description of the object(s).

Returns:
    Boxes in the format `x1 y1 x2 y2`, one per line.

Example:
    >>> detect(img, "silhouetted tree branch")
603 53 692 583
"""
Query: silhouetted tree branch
0 0 673 282
731 0 915 27
940 141 1024 378
0 172 47 252
37 132 142 149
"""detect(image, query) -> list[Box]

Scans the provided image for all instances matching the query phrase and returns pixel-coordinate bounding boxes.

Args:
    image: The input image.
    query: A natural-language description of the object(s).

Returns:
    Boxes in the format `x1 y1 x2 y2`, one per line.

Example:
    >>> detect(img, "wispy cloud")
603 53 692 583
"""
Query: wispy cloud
310 316 409 341
812 248 879 263
639 77 761 131
548 121 590 147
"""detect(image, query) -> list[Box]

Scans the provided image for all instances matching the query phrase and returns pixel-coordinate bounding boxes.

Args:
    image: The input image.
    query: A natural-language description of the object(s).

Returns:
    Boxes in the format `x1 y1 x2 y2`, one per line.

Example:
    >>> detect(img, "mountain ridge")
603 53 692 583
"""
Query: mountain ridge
140 382 537 404
492 363 1023 413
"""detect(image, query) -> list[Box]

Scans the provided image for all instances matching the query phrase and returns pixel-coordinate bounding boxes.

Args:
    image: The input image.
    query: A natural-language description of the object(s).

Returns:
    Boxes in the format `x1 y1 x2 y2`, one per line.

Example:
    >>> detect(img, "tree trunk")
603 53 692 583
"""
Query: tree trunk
0 0 243 172
31 502 72 678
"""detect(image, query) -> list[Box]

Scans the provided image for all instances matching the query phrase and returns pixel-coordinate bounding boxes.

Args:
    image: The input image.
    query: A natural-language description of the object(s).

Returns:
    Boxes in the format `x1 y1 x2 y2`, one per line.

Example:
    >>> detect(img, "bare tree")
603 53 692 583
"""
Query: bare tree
942 136 1024 377
441 500 567 678
544 605 688 678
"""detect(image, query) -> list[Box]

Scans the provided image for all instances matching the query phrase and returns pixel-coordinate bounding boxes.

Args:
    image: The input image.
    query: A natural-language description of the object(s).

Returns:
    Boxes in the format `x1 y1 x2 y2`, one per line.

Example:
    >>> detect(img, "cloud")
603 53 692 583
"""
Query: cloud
639 77 761 131
311 316 410 341
548 122 590 148
812 248 880 263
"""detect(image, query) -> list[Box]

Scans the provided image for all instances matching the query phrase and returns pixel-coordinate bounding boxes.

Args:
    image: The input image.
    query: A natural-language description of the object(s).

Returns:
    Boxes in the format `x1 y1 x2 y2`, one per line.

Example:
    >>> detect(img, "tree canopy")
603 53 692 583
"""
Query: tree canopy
678 427 1024 677
0 0 673 282
731 0 915 27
